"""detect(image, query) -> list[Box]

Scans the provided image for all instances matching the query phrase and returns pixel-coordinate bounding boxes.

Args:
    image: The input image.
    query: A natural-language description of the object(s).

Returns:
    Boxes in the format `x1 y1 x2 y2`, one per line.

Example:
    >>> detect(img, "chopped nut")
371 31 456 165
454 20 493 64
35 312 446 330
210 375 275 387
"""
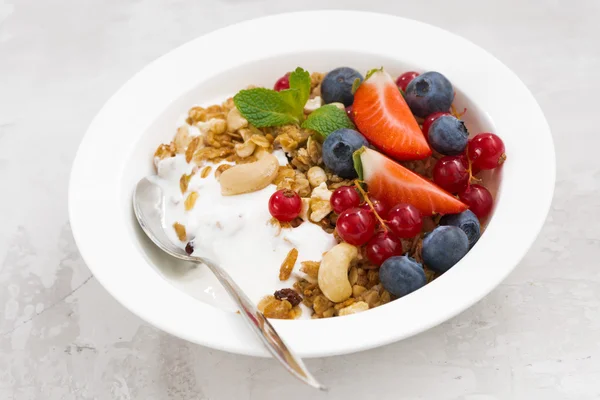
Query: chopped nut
258 296 293 319
298 198 310 221
184 192 198 211
172 222 187 241
274 133 298 153
304 96 322 113
361 289 380 308
352 285 367 297
307 166 327 187
338 301 369 316
274 288 302 307
226 107 248 131
210 119 227 134
309 182 333 222
188 106 207 123
279 248 298 281
250 134 271 148
300 261 320 279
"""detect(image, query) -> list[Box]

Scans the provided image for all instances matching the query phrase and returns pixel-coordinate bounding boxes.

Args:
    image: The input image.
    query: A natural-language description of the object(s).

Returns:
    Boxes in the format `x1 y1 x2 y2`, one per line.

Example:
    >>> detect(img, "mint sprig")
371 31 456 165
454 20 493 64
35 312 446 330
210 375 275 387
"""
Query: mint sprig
301 104 356 138
233 67 311 128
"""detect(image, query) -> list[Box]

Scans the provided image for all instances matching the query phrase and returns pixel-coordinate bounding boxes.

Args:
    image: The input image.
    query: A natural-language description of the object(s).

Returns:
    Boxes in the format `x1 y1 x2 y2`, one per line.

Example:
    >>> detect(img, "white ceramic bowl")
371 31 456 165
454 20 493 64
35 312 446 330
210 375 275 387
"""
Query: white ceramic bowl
69 11 555 358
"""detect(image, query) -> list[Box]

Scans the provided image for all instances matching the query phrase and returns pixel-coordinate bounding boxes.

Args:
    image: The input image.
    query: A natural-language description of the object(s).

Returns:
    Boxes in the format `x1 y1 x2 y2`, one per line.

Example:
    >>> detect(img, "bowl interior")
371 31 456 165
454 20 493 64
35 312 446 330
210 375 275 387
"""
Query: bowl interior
123 50 500 312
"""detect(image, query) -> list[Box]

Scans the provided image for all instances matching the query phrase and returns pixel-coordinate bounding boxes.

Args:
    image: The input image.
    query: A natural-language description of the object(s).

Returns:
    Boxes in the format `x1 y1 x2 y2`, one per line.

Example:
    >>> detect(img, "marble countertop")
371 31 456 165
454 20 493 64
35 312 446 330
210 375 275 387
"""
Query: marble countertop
1 0 598 399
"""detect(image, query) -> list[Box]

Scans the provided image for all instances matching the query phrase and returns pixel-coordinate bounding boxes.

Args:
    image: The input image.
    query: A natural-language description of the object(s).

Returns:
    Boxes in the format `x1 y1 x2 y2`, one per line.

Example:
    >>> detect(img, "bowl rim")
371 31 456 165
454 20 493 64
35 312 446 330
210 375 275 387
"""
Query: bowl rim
69 10 555 358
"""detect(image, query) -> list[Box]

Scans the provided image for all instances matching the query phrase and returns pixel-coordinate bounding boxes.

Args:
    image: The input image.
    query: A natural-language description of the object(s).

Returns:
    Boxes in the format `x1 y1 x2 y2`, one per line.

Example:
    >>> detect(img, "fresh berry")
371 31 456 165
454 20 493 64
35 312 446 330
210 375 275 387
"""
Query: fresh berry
322 128 368 178
422 111 450 137
273 72 290 91
433 155 469 193
336 207 376 246
405 71 454 118
395 71 419 91
360 198 388 219
468 133 506 170
268 189 302 222
357 147 468 216
459 184 493 219
331 186 361 214
386 203 423 238
440 209 481 249
366 231 403 266
345 105 355 124
428 115 469 155
353 69 431 160
422 226 469 273
321 67 364 106
379 255 426 298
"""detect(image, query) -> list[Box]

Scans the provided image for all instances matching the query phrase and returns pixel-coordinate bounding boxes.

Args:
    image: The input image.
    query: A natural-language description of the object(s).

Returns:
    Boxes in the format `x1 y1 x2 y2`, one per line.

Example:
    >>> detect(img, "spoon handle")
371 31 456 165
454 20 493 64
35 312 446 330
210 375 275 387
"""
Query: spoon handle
200 258 326 391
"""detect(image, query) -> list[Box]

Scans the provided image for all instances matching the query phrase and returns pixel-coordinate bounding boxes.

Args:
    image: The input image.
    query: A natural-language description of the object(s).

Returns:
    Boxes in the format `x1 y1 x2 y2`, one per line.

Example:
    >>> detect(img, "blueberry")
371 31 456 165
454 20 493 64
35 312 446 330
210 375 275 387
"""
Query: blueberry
321 67 364 107
405 71 454 117
379 255 426 298
428 115 469 155
422 226 469 273
440 210 481 249
322 128 368 178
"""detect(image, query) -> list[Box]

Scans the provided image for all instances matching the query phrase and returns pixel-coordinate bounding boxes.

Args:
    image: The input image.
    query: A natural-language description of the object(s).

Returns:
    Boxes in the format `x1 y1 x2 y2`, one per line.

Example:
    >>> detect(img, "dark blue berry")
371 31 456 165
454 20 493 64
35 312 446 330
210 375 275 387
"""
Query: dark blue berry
379 255 426 298
428 115 469 155
321 67 364 107
422 226 469 273
322 128 368 178
405 71 454 118
440 210 481 249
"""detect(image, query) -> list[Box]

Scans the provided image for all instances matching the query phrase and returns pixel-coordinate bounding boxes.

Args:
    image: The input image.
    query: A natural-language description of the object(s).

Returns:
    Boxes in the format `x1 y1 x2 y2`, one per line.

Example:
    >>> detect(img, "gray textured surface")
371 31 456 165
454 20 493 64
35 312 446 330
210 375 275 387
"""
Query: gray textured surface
1 0 599 399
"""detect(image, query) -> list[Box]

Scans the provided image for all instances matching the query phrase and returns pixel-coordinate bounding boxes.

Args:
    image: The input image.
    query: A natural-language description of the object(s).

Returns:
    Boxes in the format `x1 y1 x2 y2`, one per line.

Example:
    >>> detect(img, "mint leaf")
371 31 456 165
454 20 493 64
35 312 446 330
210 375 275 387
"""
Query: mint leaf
351 77 362 94
234 88 299 127
288 67 311 106
279 88 304 120
353 148 364 181
301 104 356 138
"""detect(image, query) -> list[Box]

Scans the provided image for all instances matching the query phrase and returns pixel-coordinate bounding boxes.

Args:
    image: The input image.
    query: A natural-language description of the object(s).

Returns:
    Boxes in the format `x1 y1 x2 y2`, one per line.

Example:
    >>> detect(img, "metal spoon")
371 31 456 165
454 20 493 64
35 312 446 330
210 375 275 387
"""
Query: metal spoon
133 177 326 390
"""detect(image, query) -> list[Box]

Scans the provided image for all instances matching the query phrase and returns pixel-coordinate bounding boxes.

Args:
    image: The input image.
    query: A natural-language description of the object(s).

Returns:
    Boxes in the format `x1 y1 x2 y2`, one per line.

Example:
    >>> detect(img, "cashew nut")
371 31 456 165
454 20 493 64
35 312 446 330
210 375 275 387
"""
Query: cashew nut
227 107 248 131
304 96 323 113
234 140 257 158
318 243 358 302
219 153 279 195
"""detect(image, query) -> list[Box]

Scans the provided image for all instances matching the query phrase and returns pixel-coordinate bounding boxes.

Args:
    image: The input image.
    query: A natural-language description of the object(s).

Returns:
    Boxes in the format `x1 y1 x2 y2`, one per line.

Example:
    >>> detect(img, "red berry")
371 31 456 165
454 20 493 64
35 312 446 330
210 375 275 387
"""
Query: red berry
468 133 506 170
331 186 361 214
433 155 470 193
422 112 450 137
268 189 302 222
365 231 403 266
345 105 355 124
459 184 493 219
360 198 389 219
387 204 423 238
395 71 419 92
273 72 291 91
336 207 376 246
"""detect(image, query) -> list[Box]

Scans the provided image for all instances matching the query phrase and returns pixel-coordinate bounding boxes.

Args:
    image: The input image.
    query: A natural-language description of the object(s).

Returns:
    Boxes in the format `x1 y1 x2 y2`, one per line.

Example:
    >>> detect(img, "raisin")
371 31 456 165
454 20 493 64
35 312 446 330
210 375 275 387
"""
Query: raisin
274 288 302 307
185 242 194 255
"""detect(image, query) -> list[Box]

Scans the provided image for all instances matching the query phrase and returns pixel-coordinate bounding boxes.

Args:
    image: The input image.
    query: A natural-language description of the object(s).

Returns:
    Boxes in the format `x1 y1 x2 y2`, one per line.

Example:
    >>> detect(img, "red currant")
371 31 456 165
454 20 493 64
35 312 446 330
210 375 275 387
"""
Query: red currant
365 231 403 266
433 155 470 193
268 189 301 222
422 112 450 137
345 105 355 124
459 184 493 219
330 186 361 214
468 133 506 170
336 207 376 246
360 198 389 219
387 204 423 238
395 71 419 92
273 72 291 92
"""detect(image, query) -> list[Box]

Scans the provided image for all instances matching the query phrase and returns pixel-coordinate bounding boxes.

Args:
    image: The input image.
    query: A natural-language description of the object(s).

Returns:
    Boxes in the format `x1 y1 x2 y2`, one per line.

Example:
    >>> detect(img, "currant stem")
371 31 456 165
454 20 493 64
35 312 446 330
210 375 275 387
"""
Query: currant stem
353 180 388 232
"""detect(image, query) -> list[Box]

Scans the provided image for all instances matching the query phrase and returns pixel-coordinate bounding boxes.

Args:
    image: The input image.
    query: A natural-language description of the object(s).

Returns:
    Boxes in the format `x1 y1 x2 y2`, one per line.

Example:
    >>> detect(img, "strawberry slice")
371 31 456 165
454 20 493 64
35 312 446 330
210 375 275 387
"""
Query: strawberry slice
357 147 467 216
353 69 431 160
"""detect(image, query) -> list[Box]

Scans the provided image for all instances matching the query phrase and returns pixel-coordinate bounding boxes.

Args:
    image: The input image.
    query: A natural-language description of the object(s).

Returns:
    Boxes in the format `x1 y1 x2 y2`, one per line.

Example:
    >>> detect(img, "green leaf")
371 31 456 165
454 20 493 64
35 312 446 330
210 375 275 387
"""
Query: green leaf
234 88 299 128
288 67 311 107
301 104 356 138
365 67 383 80
279 88 304 119
353 147 365 181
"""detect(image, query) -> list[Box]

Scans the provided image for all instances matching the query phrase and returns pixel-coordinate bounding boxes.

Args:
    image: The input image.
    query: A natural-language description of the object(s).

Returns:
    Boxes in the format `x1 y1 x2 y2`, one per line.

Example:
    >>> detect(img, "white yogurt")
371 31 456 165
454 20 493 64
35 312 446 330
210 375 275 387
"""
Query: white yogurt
150 150 336 315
